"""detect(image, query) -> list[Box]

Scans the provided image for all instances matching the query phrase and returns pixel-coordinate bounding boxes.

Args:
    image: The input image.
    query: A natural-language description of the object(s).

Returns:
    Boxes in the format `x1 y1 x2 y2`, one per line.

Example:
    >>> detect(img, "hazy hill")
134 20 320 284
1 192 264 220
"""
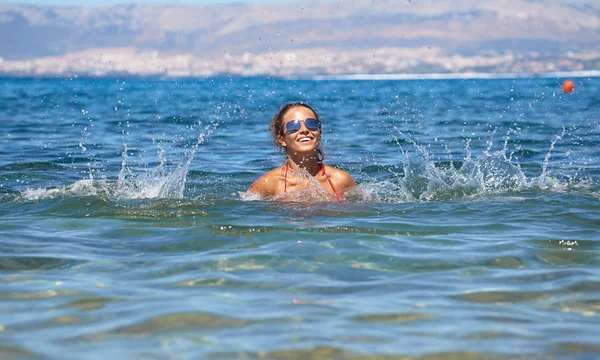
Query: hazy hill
1 0 599 60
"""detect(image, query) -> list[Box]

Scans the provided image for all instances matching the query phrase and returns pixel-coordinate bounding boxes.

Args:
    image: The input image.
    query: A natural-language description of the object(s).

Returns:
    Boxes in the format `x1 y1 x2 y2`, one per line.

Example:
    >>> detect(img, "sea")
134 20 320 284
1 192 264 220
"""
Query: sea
0 76 598 359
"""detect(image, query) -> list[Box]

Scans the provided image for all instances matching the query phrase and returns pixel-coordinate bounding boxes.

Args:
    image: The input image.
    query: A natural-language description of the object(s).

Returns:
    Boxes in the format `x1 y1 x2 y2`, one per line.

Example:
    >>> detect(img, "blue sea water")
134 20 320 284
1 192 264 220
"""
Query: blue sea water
0 76 599 359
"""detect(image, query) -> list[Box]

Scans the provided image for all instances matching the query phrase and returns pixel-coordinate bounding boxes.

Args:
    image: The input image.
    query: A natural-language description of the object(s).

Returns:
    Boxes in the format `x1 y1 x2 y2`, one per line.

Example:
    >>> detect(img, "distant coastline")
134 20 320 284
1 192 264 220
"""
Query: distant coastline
308 70 600 81
1 47 599 80
2 70 599 81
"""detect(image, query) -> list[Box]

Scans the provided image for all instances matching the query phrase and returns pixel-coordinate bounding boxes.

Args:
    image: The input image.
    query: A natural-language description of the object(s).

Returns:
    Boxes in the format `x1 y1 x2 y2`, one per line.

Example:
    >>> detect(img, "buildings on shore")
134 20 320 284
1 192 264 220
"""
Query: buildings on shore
1 47 599 78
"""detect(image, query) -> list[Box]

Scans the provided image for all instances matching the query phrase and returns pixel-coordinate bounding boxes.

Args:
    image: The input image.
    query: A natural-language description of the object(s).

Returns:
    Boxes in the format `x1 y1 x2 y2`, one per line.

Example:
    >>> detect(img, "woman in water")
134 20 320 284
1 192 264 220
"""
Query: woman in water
248 102 356 201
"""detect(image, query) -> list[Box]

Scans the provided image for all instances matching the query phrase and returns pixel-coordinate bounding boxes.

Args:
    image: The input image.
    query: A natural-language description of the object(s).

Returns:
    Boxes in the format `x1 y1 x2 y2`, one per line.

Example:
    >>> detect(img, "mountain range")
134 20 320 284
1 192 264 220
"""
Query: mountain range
1 0 599 60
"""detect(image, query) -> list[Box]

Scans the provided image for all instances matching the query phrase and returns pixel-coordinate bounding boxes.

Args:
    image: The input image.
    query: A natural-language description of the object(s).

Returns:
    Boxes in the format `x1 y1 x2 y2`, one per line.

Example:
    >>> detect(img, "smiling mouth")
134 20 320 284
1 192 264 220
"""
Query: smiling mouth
298 137 313 143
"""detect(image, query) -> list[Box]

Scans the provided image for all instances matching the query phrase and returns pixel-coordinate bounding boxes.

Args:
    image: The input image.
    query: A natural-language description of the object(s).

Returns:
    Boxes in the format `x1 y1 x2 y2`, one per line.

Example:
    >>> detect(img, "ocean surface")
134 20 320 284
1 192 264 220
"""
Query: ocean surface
0 76 599 359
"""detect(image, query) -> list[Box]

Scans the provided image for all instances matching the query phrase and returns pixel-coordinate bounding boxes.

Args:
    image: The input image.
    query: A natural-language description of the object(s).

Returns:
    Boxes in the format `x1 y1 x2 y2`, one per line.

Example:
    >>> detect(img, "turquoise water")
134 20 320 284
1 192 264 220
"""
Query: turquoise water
0 77 599 359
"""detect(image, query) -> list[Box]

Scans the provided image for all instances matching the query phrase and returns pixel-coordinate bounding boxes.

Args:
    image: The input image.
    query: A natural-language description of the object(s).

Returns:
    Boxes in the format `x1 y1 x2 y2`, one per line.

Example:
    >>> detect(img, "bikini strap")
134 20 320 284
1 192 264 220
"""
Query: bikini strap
284 164 288 193
321 163 343 201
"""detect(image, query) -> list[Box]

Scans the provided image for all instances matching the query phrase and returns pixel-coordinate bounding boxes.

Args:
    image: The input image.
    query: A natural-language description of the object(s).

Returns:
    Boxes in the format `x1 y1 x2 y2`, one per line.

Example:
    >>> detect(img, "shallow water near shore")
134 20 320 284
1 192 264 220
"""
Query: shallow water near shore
0 76 599 359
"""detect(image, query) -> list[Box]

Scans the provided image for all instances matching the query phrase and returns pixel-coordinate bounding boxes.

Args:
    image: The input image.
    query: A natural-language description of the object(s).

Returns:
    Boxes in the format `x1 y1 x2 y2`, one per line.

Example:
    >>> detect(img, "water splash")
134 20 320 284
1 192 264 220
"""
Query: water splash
360 130 580 203
19 121 218 201
535 129 566 189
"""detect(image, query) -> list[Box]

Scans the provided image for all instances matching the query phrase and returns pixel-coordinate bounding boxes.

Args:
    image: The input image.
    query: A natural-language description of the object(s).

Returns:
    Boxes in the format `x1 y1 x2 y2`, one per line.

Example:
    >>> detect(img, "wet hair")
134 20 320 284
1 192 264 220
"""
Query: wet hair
269 102 321 152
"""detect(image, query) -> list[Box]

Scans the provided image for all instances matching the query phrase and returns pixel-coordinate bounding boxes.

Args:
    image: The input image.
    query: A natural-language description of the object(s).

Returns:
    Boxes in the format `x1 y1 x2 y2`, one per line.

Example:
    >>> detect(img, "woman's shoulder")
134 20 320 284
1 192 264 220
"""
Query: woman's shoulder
324 165 357 190
248 166 285 196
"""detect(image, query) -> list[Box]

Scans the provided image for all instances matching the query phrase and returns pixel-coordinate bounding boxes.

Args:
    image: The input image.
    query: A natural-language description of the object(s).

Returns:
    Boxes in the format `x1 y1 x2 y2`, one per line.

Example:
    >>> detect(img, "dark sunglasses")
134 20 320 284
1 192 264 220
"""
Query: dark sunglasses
285 118 321 134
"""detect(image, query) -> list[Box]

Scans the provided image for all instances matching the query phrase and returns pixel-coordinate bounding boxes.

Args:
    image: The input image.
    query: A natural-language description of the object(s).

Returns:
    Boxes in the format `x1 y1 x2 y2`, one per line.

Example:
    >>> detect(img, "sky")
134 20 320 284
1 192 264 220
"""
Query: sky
0 0 299 5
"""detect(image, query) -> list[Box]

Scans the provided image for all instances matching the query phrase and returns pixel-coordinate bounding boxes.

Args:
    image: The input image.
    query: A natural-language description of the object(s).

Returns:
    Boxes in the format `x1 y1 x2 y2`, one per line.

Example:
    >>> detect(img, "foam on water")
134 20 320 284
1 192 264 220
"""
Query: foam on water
19 165 188 201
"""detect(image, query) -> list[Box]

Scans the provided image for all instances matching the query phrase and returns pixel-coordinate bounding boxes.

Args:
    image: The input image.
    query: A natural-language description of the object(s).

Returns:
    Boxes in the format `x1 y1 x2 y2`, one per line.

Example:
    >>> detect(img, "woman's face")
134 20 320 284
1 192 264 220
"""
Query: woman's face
278 106 321 155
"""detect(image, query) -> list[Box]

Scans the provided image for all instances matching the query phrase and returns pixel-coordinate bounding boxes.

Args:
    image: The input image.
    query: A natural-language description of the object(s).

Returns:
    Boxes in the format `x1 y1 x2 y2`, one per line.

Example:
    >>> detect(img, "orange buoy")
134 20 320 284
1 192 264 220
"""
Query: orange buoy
562 79 574 93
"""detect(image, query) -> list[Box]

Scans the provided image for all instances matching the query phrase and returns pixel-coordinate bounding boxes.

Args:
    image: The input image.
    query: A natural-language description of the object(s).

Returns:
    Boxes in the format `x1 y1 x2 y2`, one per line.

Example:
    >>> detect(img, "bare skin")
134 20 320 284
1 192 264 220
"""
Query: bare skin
248 106 356 200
